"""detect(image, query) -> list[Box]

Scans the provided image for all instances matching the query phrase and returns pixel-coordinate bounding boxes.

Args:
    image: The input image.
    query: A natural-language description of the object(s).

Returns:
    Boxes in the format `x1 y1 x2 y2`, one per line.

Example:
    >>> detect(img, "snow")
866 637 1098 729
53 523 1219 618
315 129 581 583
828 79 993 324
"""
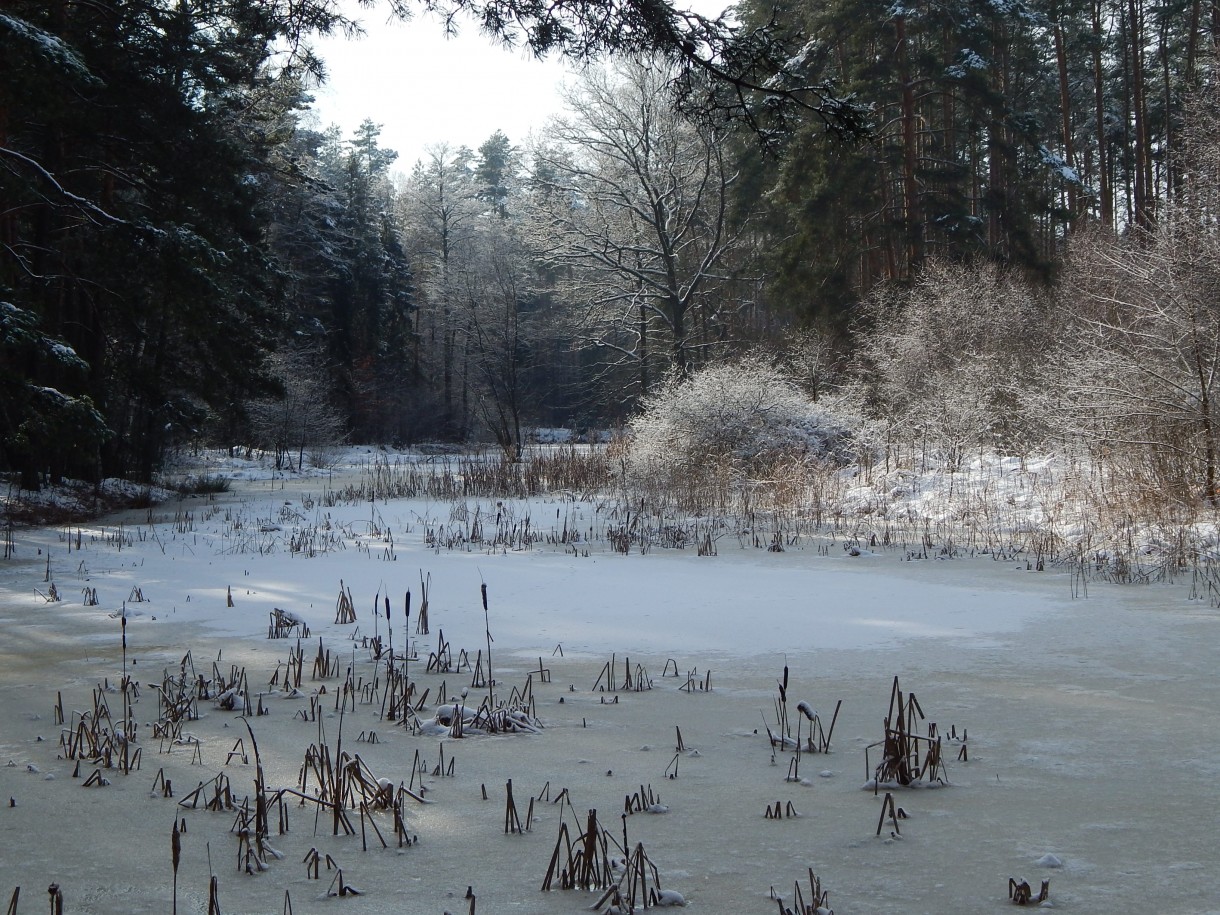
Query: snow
1037 144 1087 188
531 427 575 444
945 49 987 80
0 450 1217 912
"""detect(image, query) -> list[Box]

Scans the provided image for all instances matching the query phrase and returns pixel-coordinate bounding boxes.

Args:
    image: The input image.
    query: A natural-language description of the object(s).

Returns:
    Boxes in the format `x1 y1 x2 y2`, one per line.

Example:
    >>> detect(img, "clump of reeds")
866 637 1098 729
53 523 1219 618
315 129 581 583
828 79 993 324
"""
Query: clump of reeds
763 667 841 785
267 607 309 639
1008 877 1050 905
770 868 833 914
864 677 953 789
591 654 653 692
334 581 356 623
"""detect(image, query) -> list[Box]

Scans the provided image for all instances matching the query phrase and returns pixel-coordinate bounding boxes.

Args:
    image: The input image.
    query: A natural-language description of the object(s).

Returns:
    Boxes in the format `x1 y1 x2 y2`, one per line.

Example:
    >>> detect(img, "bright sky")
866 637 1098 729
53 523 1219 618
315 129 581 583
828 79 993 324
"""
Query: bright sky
307 6 575 171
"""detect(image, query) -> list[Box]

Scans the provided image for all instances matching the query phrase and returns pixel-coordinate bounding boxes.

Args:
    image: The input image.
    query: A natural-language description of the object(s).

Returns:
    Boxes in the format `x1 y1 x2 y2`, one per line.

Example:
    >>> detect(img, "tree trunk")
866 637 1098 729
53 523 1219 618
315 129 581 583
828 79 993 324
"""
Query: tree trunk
1158 12 1175 201
1054 20 1079 228
1093 0 1113 228
896 14 922 275
987 16 1012 257
1127 0 1152 228
670 295 688 379
1185 0 1202 80
638 296 650 397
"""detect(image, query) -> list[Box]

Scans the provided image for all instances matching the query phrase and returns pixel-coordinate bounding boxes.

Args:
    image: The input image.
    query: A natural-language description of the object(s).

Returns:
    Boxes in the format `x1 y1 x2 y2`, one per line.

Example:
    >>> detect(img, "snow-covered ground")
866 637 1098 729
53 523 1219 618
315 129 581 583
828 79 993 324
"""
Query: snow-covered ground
0 450 1216 913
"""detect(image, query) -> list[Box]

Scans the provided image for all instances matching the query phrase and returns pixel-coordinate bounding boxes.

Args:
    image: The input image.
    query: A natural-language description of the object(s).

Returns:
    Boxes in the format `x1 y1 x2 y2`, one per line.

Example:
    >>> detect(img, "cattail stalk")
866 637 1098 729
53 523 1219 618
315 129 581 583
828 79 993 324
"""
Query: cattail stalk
171 818 181 915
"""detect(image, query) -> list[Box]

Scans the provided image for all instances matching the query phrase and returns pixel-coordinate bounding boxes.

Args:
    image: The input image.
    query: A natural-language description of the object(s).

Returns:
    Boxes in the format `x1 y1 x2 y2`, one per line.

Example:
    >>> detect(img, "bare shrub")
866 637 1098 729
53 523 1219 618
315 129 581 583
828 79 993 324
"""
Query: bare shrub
1053 221 1220 508
852 261 1059 471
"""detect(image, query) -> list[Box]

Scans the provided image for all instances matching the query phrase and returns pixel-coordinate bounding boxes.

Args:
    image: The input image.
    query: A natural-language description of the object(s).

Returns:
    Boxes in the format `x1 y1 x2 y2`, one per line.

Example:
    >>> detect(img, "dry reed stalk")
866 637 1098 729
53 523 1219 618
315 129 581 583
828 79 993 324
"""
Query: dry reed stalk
623 784 662 815
481 583 495 708
392 795 415 847
152 768 173 797
504 779 524 834
416 571 430 634
777 666 790 737
172 818 181 915
177 772 233 810
539 822 572 891
426 630 452 673
325 865 363 898
1008 877 1050 905
356 802 389 850
764 801 800 819
820 700 843 753
224 739 248 766
875 792 901 836
591 655 617 692
82 768 109 787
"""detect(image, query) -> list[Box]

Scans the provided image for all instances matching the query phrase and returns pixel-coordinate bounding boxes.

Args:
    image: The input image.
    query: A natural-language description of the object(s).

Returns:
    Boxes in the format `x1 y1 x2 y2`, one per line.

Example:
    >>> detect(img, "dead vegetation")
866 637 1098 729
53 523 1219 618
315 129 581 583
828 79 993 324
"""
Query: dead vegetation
864 677 966 789
1008 877 1050 906
6 493 1107 914
540 808 681 911
770 868 833 914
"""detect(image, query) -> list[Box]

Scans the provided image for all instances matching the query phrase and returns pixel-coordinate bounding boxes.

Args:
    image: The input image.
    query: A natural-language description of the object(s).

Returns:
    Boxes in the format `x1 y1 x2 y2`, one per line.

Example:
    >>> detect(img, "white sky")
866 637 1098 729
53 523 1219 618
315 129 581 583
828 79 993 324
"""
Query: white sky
306 6 576 170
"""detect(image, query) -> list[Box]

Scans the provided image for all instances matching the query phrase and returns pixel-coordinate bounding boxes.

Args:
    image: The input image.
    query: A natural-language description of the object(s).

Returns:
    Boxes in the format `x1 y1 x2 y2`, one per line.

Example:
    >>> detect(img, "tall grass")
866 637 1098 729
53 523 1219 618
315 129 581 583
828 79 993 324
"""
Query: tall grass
320 447 613 506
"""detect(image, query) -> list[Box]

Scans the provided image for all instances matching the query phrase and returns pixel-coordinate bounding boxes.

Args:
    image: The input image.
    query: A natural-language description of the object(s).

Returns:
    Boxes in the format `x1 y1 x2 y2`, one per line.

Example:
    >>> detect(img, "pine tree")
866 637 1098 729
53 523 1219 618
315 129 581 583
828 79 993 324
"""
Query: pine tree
1 0 354 482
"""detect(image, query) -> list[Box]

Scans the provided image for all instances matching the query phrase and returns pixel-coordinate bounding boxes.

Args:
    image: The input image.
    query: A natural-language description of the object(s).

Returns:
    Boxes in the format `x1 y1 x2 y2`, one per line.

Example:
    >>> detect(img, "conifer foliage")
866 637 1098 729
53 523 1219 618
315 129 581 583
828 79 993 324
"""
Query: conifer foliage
0 0 352 484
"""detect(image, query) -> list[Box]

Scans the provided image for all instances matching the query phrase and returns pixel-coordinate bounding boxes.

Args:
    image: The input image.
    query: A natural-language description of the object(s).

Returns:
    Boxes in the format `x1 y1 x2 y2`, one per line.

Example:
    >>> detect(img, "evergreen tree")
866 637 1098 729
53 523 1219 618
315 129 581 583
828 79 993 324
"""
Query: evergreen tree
733 0 1103 325
476 130 516 217
1 1 347 481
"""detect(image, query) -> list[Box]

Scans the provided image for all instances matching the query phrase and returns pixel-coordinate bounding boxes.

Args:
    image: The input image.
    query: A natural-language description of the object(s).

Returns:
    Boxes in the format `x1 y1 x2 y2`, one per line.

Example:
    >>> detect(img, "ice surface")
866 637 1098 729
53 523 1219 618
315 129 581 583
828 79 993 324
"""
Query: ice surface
0 462 1216 913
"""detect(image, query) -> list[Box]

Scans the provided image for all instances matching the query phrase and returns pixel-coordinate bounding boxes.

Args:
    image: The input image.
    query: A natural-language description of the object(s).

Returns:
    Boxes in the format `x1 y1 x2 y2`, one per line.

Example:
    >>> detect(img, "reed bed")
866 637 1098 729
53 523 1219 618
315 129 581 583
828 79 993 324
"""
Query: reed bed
296 446 1219 594
44 441 1216 599
317 446 613 505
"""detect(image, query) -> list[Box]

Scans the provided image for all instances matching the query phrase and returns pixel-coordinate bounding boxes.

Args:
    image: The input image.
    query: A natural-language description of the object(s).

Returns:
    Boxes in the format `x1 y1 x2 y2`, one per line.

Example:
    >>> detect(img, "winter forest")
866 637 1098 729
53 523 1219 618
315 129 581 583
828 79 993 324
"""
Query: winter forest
3 0 1220 527
5 5 1220 913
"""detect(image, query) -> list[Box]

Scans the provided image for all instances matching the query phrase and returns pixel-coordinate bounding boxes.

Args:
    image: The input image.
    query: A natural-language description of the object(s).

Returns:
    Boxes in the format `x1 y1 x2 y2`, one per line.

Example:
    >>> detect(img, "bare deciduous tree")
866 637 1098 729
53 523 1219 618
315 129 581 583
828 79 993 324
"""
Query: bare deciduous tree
1059 222 1220 505
247 343 347 471
1055 68 1220 506
399 144 481 439
625 355 856 506
527 56 756 409
452 223 538 459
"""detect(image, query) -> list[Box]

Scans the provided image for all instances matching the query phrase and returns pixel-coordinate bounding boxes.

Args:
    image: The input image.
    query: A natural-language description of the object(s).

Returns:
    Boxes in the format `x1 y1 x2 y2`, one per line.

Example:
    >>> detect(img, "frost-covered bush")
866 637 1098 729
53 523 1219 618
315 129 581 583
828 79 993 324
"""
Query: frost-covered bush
625 357 856 496
852 261 1059 470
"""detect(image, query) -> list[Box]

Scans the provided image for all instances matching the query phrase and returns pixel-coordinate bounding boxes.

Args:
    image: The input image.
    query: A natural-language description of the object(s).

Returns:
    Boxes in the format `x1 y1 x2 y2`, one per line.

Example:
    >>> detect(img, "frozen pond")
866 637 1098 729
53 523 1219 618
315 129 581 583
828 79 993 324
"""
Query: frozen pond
0 472 1216 914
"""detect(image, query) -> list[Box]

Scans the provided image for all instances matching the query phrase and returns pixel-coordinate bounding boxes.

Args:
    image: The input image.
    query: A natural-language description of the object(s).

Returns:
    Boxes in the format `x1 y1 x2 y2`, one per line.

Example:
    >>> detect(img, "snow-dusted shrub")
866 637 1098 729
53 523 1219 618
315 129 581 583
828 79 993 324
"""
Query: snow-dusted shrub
625 357 856 496
853 261 1059 471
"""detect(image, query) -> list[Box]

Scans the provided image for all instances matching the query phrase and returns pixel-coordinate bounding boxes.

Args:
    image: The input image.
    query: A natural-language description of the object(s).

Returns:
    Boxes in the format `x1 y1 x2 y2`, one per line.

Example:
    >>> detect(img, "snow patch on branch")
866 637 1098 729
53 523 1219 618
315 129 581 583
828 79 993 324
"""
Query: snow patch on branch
0 14 99 85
